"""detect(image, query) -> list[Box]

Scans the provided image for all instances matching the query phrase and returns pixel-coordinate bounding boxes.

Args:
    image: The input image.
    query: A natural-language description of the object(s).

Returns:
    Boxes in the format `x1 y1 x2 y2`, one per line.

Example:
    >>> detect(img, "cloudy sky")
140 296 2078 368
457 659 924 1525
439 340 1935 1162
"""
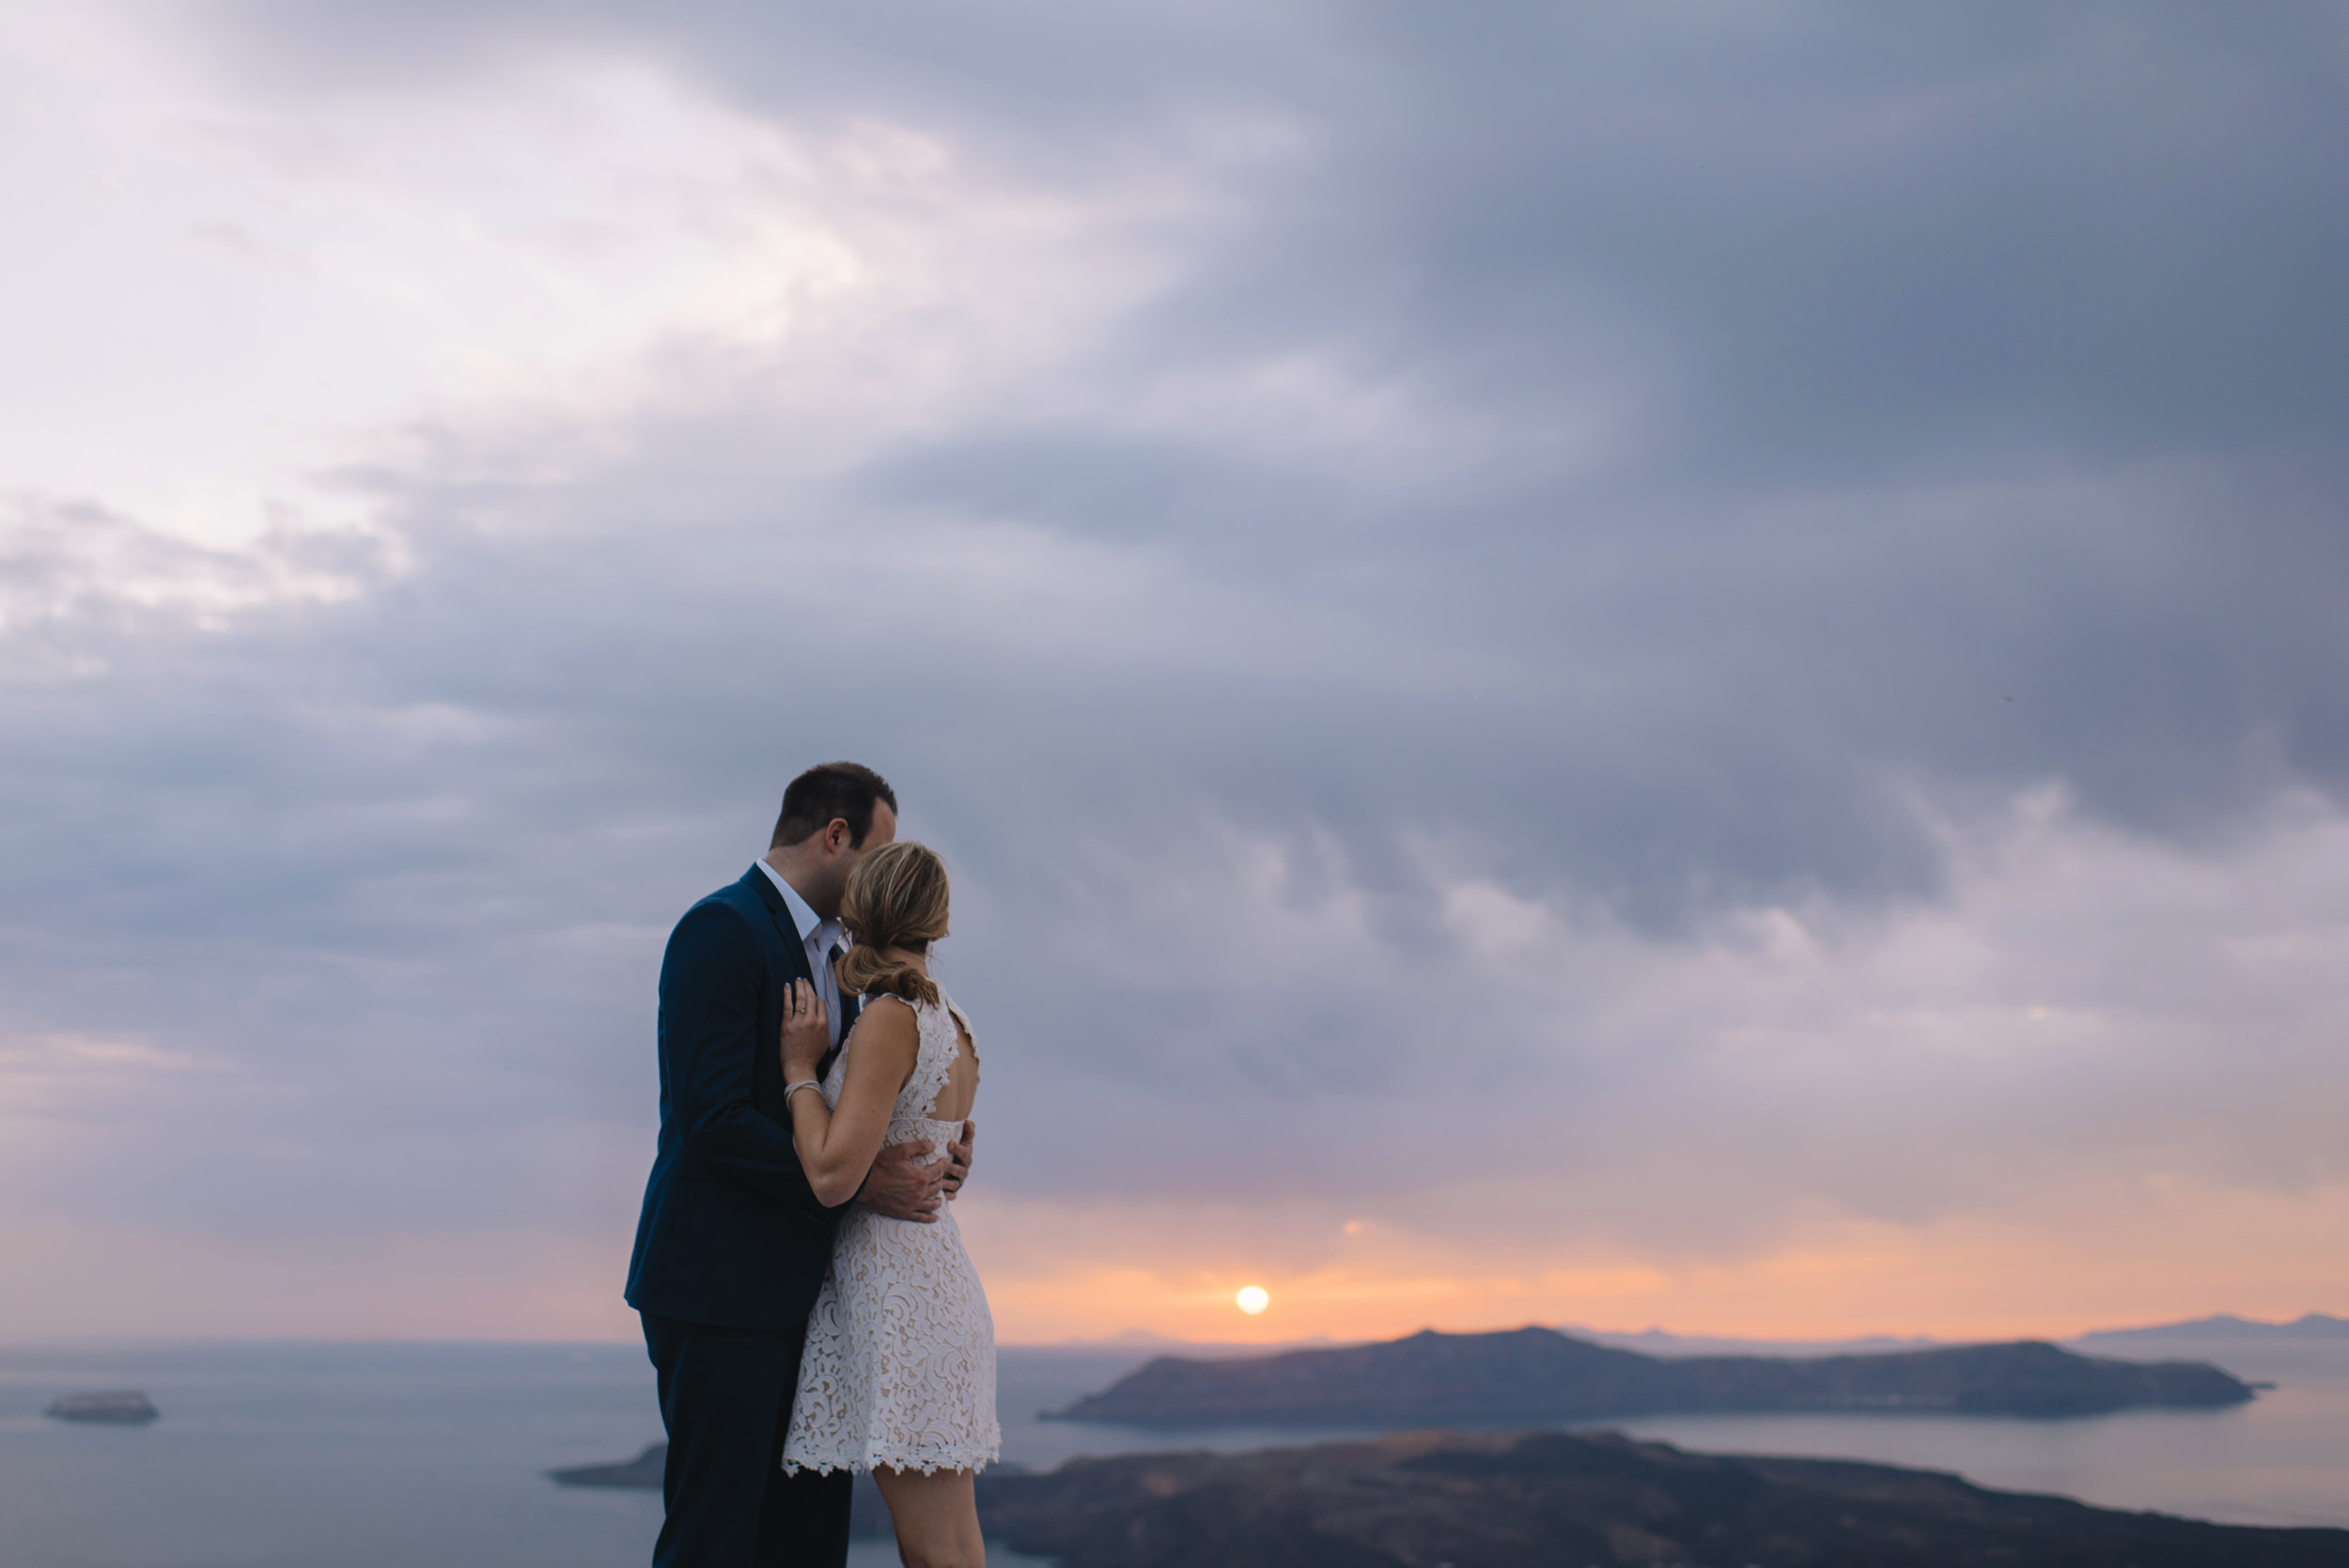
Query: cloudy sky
4 2 2347 1345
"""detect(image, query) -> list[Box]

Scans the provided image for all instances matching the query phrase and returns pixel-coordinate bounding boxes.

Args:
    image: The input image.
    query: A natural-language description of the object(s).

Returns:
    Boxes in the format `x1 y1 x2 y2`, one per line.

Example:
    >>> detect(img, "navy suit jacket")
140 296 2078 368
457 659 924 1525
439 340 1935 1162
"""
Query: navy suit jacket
625 866 859 1332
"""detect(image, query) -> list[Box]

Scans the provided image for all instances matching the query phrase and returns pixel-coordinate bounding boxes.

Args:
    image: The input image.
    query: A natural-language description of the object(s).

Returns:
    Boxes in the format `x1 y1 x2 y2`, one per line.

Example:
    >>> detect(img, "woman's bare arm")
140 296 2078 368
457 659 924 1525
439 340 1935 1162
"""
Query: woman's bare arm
781 991 917 1207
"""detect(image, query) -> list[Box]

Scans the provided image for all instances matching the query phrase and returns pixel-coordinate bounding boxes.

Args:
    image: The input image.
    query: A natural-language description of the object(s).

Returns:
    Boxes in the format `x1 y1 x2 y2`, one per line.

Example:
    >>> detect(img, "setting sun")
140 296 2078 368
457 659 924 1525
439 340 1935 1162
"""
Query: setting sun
1235 1285 1270 1315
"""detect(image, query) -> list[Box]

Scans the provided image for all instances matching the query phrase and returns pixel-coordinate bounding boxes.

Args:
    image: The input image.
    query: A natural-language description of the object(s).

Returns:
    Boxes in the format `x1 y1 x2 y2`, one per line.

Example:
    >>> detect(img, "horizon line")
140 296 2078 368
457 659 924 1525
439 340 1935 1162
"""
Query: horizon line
8 1312 2332 1352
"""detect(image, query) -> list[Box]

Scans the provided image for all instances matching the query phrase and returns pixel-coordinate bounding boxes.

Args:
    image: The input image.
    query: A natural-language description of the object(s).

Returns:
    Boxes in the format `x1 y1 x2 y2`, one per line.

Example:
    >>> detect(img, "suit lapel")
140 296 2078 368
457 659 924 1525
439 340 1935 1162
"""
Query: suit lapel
750 864 850 1075
744 863 815 983
742 868 864 1079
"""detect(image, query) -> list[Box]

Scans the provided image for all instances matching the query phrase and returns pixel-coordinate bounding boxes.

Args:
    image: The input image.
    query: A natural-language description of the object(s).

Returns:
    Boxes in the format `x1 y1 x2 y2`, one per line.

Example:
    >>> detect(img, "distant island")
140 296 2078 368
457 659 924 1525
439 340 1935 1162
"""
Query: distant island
1569 1325 1941 1357
548 1443 665 1487
43 1390 159 1425
2077 1312 2349 1344
978 1427 2349 1567
1050 1326 2255 1425
552 1443 895 1538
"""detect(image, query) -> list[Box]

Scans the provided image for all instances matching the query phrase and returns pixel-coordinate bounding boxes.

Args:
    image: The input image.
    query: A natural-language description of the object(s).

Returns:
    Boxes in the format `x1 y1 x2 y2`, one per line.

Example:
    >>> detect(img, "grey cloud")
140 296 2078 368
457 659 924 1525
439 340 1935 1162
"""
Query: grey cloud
7 420 2341 1250
855 430 1342 548
7 3 2349 1281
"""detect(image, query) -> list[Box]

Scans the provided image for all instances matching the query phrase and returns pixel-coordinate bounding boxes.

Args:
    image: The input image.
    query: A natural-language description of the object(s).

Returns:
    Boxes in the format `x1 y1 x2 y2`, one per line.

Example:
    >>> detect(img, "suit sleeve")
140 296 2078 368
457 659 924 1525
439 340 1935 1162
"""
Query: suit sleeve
661 901 828 1213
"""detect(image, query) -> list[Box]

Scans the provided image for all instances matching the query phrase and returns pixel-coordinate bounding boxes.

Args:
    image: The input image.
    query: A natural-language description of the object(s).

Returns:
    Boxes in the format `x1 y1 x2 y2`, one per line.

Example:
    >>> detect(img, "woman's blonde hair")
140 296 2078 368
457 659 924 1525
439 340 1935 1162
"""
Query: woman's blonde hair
836 840 950 1006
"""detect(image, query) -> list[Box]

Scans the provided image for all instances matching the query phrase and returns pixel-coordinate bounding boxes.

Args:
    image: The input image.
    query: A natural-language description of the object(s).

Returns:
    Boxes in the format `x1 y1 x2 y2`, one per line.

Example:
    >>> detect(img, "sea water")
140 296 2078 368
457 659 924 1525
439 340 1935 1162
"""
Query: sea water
2 1337 2343 1566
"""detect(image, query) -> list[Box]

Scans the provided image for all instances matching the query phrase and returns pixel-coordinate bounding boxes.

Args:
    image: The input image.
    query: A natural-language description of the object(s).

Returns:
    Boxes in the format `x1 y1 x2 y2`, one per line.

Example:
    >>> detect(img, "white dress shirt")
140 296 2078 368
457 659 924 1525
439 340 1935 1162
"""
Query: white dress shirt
756 859 846 1048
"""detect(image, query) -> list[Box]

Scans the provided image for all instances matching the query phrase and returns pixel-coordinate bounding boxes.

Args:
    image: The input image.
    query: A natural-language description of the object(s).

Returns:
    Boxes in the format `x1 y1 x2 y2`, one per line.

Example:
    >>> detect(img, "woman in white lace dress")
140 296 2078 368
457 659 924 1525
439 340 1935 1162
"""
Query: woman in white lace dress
775 840 998 1568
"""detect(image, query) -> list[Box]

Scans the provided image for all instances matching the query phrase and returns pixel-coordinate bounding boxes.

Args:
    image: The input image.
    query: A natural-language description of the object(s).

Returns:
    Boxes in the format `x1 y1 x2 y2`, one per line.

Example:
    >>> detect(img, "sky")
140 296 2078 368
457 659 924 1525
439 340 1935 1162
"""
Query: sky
3 1 2347 1346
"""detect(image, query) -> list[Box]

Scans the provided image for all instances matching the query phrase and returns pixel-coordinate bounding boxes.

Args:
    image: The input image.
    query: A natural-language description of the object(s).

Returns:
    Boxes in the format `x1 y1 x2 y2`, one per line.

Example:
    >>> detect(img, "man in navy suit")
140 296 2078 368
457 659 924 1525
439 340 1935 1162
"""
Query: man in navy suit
627 762 972 1567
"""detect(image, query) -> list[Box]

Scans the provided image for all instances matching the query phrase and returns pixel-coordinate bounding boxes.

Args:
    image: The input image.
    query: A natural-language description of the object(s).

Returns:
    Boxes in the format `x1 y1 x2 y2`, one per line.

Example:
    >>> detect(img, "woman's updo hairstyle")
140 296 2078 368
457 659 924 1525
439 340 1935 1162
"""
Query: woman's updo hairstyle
836 841 950 1007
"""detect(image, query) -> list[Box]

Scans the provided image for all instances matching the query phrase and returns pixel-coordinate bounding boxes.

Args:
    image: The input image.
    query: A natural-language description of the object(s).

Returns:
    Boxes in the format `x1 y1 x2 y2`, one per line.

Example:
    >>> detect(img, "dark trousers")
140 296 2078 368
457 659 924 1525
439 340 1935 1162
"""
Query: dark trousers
642 1312 854 1568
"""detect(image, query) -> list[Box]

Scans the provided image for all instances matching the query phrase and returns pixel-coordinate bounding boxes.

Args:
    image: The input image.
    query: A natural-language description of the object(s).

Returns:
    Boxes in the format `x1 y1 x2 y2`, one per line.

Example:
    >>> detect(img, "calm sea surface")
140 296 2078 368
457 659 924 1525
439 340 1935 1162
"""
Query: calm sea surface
1 1336 2342 1566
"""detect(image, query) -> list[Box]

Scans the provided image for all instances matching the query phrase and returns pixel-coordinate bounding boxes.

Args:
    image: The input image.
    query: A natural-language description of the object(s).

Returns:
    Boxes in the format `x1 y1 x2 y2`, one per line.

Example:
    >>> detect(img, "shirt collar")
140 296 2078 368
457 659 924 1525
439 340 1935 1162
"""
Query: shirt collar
756 859 837 949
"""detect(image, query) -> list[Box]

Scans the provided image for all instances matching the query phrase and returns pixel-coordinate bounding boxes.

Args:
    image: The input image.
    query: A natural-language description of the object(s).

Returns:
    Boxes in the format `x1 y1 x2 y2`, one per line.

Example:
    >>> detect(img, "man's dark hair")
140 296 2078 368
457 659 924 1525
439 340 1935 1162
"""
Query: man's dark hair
770 762 898 849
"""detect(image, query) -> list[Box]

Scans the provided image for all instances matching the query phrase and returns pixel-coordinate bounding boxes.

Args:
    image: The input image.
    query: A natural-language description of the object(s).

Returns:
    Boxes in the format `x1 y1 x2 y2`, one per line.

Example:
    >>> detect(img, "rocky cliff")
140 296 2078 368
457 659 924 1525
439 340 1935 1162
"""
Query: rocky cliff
978 1428 2347 1568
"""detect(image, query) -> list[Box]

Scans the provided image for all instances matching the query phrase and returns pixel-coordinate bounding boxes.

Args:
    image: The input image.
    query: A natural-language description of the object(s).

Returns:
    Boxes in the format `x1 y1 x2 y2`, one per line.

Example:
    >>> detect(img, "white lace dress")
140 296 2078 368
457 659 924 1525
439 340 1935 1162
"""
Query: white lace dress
782 991 999 1476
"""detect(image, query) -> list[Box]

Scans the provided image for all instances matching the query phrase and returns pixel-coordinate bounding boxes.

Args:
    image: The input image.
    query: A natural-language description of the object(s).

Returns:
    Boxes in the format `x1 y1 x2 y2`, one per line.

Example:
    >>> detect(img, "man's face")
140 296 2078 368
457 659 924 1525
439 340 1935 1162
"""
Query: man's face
815 799 896 917
849 800 899 866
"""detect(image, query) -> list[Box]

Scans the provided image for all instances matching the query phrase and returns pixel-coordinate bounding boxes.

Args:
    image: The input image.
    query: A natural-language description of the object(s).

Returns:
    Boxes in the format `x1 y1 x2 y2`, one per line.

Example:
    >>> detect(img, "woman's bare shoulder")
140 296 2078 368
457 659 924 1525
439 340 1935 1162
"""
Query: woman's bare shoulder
851 992 921 1043
836 996 919 1099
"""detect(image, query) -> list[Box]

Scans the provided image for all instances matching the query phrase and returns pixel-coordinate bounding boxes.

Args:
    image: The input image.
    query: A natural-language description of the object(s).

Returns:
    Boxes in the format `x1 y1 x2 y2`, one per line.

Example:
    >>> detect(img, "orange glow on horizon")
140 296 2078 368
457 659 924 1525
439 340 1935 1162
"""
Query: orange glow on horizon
964 1181 2349 1348
4 1179 2347 1346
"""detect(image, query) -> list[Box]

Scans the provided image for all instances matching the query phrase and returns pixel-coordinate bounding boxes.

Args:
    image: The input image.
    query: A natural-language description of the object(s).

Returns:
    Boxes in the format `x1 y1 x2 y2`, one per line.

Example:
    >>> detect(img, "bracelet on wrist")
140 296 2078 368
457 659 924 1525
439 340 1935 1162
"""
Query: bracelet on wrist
785 1079 823 1105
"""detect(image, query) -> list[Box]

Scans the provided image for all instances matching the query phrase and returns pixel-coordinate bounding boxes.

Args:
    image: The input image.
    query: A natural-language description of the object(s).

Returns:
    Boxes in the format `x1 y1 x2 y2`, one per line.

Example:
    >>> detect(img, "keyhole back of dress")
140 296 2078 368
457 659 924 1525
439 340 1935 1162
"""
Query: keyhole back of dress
926 1012 979 1124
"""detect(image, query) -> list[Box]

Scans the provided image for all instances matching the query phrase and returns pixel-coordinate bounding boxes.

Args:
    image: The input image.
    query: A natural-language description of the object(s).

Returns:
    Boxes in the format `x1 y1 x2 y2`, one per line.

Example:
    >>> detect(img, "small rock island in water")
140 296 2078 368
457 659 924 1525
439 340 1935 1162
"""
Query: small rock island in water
1052 1326 2256 1425
548 1443 665 1487
551 1445 894 1538
44 1390 160 1424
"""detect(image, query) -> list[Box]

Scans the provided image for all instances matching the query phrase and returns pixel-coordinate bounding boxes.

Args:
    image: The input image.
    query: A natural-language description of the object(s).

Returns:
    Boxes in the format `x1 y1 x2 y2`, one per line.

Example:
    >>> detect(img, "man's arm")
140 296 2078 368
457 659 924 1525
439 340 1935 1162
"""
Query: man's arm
857 1140 950 1221
854 1116 970 1219
943 1121 973 1199
662 902 822 1212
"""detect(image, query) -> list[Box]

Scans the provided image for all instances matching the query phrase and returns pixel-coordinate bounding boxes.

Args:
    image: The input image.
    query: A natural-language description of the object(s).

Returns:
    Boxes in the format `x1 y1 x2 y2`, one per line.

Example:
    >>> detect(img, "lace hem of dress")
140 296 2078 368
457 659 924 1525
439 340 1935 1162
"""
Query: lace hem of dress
781 1441 1000 1478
